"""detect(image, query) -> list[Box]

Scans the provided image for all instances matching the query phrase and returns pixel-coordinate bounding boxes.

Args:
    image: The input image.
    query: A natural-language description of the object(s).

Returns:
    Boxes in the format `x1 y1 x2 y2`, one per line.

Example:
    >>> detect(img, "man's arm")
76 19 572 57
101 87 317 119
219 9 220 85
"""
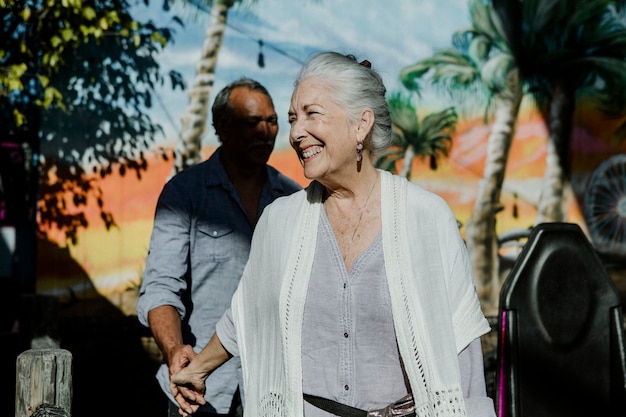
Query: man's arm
170 332 232 416
148 305 197 377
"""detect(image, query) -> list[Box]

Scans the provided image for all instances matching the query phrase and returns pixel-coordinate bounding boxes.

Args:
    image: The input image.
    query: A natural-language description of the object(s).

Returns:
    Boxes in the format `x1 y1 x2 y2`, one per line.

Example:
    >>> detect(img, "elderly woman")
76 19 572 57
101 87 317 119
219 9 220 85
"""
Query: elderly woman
170 52 496 417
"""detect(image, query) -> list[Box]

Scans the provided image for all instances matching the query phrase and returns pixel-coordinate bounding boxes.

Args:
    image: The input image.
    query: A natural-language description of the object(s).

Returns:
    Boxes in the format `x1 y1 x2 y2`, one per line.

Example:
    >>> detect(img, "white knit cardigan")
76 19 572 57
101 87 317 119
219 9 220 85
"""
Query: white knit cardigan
231 170 491 417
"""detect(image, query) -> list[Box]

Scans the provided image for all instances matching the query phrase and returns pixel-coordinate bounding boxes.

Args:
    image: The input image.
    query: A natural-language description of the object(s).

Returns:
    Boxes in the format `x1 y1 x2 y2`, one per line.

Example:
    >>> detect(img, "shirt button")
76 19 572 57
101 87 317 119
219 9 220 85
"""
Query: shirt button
344 385 349 390
343 283 347 289
212 231 218 236
344 332 349 338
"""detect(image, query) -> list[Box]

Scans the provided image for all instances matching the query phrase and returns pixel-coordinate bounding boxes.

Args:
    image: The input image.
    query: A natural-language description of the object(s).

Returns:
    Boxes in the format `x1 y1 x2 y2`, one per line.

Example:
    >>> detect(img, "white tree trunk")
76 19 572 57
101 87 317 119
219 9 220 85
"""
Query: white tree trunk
465 87 522 315
536 83 572 224
174 2 230 173
536 136 565 223
400 146 415 178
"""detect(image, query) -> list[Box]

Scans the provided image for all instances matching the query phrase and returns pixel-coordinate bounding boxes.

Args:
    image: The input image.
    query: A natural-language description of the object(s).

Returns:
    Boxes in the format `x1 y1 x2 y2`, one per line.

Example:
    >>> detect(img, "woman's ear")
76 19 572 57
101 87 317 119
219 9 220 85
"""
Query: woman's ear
356 108 375 141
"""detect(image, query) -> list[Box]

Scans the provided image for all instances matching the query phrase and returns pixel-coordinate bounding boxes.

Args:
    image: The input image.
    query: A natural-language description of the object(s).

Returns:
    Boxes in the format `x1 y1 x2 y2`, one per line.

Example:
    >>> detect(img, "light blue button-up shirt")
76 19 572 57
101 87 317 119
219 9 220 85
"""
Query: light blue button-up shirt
137 148 301 413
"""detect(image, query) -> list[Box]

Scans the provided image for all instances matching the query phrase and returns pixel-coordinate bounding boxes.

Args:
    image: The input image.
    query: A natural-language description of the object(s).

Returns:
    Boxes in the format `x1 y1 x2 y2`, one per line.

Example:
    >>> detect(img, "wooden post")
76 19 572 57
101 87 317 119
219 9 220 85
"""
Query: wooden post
15 349 72 417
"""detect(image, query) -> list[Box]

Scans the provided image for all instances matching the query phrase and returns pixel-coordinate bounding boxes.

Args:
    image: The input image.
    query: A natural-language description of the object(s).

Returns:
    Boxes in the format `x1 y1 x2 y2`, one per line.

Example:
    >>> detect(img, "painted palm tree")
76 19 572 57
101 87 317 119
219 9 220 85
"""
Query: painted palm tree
170 0 318 173
492 0 626 223
375 92 457 179
399 0 522 312
169 0 238 173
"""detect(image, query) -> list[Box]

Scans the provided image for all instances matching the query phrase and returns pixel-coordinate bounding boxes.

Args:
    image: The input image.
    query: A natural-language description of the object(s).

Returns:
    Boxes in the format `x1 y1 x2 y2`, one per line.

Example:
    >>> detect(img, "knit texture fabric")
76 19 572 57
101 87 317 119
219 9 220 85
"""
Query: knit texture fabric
231 170 491 417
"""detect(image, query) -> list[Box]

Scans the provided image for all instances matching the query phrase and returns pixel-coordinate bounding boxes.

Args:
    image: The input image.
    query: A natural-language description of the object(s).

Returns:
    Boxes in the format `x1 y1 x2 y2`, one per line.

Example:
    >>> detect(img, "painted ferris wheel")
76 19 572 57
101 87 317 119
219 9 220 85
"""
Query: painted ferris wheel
583 153 626 258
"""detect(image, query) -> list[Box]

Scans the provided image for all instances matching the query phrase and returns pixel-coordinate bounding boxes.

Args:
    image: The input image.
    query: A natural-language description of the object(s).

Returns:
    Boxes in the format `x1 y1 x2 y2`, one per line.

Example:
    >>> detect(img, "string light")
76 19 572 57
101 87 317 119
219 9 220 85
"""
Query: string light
226 21 305 67
257 39 265 68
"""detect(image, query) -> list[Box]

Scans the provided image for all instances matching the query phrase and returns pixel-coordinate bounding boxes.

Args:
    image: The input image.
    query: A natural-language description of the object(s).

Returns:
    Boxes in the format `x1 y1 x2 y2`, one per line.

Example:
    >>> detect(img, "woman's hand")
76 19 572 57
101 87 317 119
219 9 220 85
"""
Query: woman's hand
168 332 233 416
170 365 208 416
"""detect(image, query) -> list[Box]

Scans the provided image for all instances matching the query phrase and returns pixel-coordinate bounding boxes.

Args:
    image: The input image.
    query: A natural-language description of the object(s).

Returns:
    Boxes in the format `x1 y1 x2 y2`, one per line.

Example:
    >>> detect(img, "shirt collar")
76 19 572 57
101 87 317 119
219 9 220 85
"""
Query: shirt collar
204 147 230 188
203 146 292 197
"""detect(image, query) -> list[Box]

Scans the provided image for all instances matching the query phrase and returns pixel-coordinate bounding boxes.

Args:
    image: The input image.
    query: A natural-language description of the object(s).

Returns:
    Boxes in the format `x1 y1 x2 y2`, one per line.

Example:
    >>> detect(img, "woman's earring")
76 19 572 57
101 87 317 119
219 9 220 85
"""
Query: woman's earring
356 142 363 162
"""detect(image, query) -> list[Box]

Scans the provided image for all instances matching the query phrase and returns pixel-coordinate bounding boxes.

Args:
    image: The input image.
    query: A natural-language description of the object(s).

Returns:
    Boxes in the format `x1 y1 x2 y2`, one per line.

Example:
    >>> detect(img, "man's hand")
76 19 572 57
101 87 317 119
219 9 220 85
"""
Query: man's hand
168 332 233 416
170 361 208 416
167 343 197 376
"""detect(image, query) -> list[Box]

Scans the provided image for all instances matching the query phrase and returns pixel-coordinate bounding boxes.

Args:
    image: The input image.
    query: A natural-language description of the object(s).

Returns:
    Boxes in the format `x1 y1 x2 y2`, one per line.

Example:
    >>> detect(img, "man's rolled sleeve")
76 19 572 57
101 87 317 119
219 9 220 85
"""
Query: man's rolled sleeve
137 180 192 326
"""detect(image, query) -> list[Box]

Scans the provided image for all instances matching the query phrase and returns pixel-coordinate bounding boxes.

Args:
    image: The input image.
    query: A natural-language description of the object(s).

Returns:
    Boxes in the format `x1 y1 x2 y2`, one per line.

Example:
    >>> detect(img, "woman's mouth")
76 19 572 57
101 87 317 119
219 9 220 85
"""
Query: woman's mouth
301 146 322 160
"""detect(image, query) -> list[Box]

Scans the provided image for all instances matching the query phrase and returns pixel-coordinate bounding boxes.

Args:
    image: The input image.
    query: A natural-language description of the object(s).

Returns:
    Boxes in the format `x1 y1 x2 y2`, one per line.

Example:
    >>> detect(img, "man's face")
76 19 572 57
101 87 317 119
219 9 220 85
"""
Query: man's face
220 87 278 167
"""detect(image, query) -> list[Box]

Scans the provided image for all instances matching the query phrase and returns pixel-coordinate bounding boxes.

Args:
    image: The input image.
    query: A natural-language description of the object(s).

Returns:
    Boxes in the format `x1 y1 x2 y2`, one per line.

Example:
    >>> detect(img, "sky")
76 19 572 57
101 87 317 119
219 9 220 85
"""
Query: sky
138 0 472 149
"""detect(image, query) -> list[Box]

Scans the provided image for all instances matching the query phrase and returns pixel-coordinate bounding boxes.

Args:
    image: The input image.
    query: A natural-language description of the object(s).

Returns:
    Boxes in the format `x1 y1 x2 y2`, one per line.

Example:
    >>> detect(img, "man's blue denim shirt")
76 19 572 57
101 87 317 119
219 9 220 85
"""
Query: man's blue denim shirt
136 147 301 413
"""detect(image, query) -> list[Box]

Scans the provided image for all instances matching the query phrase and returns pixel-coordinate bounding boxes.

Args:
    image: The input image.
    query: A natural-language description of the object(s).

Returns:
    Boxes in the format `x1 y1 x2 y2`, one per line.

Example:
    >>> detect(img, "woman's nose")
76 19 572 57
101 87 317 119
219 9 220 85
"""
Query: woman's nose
289 121 305 143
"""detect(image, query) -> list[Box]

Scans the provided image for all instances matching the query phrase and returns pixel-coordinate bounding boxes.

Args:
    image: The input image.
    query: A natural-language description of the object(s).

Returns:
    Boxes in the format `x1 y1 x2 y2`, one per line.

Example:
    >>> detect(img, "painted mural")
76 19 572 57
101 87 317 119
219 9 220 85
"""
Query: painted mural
19 0 626 317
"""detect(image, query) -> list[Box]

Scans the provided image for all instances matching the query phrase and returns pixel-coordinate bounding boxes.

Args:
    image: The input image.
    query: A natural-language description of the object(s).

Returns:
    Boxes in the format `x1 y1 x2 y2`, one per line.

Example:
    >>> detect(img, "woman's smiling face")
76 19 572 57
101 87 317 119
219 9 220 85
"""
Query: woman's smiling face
288 78 357 181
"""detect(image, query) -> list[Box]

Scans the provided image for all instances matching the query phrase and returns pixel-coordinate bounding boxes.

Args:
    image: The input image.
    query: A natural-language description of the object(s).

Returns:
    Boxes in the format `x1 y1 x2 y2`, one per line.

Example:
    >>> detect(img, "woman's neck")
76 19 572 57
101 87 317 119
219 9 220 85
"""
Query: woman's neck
321 168 381 271
321 166 379 205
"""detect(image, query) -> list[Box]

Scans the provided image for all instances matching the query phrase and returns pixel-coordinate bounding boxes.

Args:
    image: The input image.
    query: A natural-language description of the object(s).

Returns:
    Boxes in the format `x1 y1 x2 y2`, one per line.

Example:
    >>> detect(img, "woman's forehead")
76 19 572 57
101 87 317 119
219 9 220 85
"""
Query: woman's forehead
291 78 334 106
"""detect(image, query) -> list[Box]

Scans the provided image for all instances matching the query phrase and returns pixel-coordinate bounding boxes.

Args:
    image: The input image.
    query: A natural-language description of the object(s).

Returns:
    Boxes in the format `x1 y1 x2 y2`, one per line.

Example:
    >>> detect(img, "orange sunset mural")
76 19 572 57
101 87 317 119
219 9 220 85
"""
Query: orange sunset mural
6 1 626 417
35 102 626 317
3 0 625 321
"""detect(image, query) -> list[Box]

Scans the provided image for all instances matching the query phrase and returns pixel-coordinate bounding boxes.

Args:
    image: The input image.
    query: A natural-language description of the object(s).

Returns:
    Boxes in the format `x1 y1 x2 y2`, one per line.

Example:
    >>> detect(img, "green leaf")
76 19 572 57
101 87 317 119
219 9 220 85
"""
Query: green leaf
38 86 64 110
39 75 50 87
51 35 63 48
12 63 28 77
49 52 59 67
107 10 120 24
151 31 167 47
79 24 91 37
99 17 108 30
61 28 75 42
83 7 96 20
8 78 23 91
13 109 26 127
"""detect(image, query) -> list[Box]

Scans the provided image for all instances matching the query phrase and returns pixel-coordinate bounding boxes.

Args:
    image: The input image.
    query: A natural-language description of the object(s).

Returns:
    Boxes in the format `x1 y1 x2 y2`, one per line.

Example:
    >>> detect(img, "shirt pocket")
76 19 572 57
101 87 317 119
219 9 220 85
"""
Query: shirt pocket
195 222 236 262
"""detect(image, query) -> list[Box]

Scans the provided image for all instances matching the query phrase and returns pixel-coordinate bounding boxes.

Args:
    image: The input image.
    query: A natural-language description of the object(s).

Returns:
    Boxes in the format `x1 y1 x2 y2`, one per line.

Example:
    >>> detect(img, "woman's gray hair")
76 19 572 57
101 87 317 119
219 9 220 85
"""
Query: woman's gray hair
294 51 392 155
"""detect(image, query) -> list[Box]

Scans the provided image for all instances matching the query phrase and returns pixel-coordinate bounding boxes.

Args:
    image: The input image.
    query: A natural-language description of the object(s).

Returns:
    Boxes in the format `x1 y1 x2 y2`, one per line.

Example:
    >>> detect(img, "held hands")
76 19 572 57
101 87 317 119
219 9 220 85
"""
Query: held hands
168 333 233 416
168 344 206 416
170 364 209 416
167 343 197 375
